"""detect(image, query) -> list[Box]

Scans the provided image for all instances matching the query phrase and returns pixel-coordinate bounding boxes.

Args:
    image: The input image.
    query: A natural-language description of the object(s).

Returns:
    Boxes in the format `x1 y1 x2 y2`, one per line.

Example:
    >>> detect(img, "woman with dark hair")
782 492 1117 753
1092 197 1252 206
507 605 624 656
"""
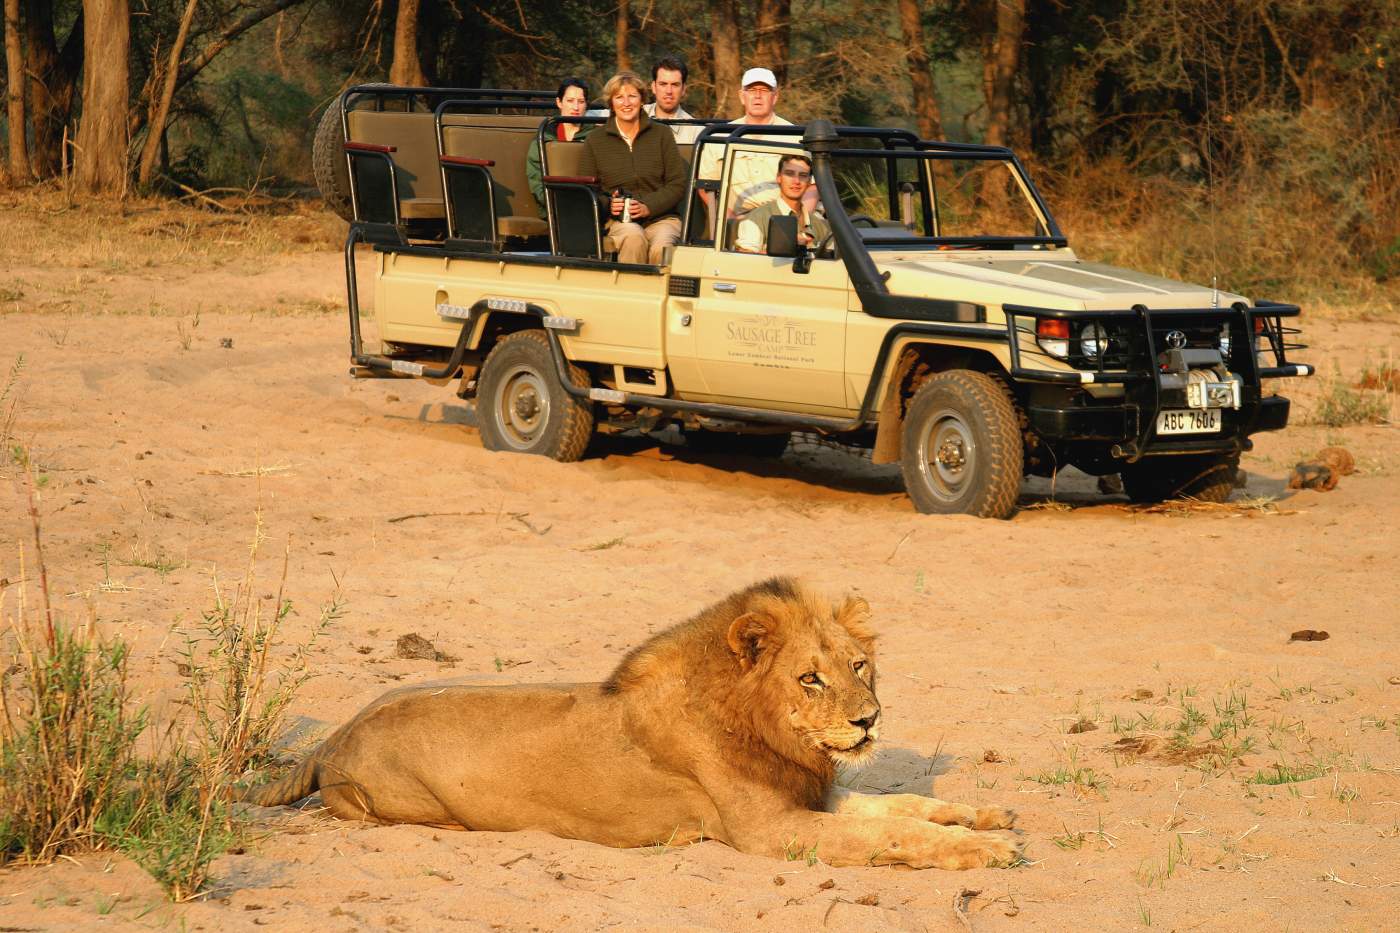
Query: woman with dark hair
578 71 686 264
527 77 593 215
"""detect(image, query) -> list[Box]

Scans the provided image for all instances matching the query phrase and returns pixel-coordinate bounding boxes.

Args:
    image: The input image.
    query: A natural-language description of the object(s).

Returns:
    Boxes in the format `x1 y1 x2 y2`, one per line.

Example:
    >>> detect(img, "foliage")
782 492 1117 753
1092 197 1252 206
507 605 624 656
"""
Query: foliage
1 0 1397 301
0 485 339 900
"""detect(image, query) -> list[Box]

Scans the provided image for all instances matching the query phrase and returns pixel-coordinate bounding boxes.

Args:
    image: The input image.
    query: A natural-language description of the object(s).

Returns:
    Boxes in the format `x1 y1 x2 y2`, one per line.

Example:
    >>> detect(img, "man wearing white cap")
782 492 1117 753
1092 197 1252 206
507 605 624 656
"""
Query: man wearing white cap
698 67 796 225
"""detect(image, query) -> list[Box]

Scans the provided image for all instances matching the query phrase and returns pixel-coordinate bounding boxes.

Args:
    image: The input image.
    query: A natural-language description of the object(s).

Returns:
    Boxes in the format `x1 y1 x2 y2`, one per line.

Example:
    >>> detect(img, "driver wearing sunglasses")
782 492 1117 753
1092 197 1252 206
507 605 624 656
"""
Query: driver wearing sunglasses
733 153 831 254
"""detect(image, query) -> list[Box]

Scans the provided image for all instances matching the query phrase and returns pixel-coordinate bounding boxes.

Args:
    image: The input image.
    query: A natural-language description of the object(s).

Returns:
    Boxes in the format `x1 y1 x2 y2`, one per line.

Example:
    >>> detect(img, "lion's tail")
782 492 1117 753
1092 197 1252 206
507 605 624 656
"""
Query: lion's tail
239 755 320 807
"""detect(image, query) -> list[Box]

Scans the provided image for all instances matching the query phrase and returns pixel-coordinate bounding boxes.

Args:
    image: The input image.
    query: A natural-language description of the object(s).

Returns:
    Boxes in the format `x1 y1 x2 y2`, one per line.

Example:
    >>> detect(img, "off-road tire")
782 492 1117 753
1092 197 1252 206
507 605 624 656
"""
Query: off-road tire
899 370 1023 518
313 86 395 223
476 331 594 462
1119 453 1239 504
687 430 790 459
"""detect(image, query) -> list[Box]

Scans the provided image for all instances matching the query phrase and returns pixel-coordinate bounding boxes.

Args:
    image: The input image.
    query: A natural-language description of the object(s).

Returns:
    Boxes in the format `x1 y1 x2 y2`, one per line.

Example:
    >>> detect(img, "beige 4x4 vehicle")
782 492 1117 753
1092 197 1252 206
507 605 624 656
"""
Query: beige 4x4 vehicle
318 85 1313 519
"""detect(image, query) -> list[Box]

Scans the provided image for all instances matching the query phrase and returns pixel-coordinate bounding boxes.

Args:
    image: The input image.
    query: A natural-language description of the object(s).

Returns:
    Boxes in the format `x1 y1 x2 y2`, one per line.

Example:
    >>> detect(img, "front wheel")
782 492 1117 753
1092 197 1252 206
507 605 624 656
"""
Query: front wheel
476 330 594 461
899 371 1023 518
1119 453 1239 503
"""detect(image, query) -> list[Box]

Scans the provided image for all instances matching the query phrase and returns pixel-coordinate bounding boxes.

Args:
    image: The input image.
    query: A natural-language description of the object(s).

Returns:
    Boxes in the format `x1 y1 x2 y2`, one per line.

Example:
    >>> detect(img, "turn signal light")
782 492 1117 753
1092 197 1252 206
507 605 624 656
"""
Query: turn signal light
1036 318 1070 359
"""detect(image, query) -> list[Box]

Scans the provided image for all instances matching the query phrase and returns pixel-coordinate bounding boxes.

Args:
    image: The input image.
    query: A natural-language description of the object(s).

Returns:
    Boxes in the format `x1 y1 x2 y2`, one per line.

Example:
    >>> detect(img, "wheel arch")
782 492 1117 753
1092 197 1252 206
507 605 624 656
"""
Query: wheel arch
870 339 1018 465
453 309 551 399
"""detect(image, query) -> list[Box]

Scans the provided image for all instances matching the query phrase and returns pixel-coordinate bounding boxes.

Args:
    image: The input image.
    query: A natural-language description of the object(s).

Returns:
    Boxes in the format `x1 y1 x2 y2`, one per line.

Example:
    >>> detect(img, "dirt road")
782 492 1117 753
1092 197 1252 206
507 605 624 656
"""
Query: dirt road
1 227 1397 931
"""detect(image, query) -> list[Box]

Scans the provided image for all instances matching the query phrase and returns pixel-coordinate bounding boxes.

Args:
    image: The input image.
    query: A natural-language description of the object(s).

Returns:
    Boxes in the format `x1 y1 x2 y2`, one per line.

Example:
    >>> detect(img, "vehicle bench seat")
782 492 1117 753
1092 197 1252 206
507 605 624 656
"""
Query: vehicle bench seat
344 110 446 225
440 116 548 239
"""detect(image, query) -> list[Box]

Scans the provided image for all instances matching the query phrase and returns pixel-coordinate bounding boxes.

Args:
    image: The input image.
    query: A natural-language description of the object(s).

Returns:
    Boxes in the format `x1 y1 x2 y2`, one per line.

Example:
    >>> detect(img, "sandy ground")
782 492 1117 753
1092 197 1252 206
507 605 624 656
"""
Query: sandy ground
1 204 1398 931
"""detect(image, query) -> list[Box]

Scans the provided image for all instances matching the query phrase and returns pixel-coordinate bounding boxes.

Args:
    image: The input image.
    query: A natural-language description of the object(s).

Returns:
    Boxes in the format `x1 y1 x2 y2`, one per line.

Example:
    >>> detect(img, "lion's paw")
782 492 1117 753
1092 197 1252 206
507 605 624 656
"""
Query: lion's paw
973 805 1017 831
972 830 1025 868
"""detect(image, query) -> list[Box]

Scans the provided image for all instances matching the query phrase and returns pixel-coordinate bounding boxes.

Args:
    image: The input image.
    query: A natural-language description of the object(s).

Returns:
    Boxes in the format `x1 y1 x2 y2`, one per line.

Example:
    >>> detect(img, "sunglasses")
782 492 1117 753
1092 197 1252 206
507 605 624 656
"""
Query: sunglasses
779 169 811 180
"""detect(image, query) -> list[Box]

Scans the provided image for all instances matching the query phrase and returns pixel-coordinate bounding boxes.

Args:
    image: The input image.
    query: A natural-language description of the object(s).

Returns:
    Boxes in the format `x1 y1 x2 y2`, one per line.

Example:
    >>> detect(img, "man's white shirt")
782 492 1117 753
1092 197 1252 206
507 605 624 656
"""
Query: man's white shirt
643 102 703 145
697 114 795 210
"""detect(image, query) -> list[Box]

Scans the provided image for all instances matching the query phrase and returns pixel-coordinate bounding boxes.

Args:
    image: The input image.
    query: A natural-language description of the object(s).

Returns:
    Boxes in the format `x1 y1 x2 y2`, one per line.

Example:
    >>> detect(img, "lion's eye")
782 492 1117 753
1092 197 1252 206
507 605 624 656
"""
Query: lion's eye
799 672 822 688
852 660 867 675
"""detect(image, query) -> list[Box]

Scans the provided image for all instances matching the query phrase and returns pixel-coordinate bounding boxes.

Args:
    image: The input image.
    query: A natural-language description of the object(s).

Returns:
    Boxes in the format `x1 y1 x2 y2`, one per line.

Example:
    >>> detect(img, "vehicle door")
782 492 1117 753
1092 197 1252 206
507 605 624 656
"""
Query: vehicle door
686 145 851 412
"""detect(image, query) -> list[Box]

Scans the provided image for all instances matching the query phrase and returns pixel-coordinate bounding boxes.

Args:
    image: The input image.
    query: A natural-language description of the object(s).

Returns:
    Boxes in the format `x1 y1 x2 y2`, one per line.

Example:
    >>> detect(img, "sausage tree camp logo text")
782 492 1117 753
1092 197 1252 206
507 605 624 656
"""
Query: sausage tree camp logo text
725 314 818 366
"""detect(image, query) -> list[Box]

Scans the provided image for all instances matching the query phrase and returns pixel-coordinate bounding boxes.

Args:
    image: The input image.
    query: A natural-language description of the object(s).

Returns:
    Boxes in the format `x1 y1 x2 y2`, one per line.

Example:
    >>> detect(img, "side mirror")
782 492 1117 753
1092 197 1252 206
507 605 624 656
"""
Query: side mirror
767 214 799 258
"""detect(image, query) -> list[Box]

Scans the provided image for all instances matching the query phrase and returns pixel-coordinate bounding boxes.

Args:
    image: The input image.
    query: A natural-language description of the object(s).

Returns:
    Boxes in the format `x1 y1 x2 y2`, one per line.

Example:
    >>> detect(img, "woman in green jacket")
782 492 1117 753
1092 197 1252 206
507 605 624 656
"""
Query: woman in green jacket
526 77 591 217
578 72 687 265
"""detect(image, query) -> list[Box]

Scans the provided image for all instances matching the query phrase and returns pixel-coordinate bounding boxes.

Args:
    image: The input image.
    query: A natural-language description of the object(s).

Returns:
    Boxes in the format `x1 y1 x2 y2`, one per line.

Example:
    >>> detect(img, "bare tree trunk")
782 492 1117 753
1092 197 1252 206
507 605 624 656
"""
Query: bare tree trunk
711 0 741 116
615 0 631 71
897 0 943 140
4 0 31 181
390 0 425 86
754 0 790 85
74 0 128 195
983 0 1024 148
137 0 196 187
24 1 82 178
130 0 306 139
980 0 1024 205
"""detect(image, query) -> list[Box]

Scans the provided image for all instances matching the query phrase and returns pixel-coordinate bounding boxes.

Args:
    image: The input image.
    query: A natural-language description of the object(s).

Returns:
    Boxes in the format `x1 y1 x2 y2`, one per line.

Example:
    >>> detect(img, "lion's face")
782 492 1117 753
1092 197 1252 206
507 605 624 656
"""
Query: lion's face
726 588 881 768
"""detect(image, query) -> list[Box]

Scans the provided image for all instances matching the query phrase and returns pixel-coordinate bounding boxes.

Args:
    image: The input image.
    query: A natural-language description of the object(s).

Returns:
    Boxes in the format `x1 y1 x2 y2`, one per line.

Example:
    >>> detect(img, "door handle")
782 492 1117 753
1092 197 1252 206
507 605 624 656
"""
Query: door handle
712 282 737 293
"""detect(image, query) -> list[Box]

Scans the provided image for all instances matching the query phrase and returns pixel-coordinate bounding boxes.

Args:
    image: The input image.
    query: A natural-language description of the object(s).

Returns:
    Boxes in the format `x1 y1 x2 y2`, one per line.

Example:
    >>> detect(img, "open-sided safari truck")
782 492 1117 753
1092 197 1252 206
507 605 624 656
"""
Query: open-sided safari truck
315 84 1313 519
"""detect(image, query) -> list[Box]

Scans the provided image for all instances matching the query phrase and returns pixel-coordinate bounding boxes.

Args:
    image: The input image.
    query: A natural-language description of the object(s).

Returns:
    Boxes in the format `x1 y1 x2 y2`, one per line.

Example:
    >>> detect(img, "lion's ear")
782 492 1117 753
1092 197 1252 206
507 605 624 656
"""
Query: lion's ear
726 611 776 669
835 595 876 653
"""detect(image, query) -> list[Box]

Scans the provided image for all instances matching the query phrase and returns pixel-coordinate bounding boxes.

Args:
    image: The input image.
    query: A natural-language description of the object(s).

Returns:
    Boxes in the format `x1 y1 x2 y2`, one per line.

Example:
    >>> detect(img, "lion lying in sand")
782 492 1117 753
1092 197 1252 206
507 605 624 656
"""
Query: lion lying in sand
242 577 1022 869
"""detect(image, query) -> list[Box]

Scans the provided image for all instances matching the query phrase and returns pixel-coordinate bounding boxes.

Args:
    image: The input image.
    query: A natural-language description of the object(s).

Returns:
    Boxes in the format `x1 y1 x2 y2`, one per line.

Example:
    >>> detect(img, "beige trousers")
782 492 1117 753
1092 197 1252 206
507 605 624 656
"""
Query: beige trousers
606 215 682 265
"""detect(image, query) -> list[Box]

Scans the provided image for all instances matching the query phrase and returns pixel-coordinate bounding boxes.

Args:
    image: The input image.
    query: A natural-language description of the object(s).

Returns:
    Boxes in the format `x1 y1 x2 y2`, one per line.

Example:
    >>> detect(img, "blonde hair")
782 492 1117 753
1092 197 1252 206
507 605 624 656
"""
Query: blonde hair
602 71 646 103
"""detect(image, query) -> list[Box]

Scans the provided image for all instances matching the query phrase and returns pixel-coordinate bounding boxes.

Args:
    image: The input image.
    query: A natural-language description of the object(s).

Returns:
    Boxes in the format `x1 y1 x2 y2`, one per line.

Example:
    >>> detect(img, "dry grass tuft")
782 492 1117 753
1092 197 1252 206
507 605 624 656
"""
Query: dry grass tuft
0 464 340 901
0 186 342 275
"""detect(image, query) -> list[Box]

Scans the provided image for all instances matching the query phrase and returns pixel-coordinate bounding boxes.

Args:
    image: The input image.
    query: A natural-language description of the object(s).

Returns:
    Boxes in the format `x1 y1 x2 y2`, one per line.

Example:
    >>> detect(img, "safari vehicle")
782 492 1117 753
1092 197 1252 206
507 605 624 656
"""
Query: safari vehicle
316 84 1313 519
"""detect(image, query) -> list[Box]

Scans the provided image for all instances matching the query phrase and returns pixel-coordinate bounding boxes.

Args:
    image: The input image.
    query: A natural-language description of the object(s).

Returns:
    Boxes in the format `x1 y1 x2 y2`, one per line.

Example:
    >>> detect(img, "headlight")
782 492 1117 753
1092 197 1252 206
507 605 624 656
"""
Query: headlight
1080 322 1109 360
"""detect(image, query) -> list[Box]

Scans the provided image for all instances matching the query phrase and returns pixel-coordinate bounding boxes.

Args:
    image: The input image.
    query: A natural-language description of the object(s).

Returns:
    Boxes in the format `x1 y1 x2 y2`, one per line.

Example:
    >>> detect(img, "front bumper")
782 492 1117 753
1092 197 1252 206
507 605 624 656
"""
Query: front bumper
1028 395 1290 456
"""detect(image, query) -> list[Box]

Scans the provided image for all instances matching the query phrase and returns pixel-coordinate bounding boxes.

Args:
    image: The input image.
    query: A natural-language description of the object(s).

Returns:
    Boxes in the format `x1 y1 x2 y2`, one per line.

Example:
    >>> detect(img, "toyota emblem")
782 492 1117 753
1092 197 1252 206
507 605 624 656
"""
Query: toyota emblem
1164 330 1187 350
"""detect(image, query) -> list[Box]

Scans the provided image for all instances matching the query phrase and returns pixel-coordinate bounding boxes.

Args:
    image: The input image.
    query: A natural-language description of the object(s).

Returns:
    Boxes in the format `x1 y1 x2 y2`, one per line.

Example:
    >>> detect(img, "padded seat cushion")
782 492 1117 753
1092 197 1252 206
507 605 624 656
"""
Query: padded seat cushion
400 197 445 220
498 215 548 237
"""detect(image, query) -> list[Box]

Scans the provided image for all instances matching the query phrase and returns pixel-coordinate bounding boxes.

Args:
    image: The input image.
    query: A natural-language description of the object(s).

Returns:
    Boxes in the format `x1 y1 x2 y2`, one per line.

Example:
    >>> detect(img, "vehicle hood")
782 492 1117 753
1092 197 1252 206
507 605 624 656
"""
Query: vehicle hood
876 253 1249 313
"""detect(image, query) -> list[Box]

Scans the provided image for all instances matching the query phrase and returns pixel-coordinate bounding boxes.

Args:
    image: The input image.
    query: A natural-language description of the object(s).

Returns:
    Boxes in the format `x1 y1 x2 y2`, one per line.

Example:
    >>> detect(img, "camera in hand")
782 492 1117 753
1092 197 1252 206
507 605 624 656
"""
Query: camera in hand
615 188 635 224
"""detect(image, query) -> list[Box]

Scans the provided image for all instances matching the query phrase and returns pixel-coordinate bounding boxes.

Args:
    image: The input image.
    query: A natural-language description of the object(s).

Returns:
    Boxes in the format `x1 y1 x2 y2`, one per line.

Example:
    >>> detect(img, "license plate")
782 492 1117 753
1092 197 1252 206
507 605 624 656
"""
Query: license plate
1156 409 1222 435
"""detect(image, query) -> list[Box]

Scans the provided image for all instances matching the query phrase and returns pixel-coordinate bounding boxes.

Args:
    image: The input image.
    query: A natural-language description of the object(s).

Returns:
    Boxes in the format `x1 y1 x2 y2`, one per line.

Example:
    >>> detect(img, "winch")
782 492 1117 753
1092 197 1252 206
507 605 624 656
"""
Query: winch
1156 348 1243 410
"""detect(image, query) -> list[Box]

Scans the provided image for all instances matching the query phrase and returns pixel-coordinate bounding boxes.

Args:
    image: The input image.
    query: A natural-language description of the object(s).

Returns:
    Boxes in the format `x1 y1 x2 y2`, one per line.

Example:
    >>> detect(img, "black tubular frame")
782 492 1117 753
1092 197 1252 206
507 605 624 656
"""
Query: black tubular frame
685 121 1065 251
1002 299 1313 460
343 144 400 226
340 86 557 227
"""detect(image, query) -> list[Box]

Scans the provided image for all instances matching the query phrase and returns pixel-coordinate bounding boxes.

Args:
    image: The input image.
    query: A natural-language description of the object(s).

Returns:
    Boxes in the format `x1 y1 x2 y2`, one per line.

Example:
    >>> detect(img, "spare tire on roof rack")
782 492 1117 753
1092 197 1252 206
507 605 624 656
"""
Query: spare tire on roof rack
312 86 396 223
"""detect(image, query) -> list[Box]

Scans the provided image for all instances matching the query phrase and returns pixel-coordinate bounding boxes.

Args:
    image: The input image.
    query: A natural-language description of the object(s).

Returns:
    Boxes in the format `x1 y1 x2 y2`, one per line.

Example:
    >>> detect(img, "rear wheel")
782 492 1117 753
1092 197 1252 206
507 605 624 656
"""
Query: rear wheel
1119 453 1238 503
900 370 1023 518
476 331 594 461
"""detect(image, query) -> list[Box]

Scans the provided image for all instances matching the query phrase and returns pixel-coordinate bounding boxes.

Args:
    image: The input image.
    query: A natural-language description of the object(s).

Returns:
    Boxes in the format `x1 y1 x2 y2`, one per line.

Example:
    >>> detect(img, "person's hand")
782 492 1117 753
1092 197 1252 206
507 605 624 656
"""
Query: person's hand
628 200 651 220
800 186 819 213
609 193 624 217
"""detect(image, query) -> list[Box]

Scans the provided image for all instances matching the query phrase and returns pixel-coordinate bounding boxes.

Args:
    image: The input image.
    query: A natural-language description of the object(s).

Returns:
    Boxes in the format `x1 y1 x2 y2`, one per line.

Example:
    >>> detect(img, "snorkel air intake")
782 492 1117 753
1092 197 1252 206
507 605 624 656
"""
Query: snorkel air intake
804 119 888 310
803 119 983 323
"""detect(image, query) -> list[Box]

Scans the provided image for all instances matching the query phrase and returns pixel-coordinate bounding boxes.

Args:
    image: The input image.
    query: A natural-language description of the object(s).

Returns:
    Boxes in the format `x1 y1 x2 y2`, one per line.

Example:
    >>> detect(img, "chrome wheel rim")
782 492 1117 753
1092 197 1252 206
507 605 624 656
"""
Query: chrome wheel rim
917 408 976 502
496 365 550 450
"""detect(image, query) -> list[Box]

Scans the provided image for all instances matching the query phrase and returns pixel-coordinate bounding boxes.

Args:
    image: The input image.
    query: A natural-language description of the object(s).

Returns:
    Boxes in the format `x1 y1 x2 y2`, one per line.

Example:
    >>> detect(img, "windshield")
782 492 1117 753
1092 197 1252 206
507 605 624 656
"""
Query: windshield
828 151 1056 247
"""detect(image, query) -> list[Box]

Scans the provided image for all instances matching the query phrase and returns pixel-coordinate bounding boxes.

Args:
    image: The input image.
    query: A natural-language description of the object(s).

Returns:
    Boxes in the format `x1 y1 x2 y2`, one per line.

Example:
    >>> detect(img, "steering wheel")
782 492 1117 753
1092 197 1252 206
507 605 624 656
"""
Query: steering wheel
811 214 876 258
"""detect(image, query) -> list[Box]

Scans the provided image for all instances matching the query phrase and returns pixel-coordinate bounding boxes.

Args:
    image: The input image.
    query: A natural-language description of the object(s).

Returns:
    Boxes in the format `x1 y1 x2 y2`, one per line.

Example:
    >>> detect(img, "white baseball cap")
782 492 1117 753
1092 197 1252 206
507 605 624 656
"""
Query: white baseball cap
741 67 778 89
